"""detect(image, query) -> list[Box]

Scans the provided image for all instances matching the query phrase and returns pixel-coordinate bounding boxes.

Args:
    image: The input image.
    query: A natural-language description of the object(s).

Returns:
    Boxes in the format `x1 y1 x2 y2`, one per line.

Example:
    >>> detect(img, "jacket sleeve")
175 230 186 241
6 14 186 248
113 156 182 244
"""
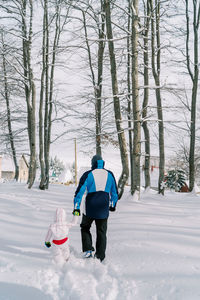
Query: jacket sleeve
73 171 89 210
109 172 118 208
68 215 79 227
45 226 53 242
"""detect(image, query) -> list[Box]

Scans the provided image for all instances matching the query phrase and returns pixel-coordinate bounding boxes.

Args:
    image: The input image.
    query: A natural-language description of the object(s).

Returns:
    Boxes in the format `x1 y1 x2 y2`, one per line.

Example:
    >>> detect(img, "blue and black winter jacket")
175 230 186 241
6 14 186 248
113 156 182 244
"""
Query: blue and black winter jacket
74 160 118 219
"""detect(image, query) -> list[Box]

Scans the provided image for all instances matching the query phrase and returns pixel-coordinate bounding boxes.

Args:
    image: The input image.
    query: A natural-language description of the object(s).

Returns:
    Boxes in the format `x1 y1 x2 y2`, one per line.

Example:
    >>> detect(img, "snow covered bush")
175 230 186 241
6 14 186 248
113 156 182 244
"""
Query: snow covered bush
164 169 186 192
50 156 65 177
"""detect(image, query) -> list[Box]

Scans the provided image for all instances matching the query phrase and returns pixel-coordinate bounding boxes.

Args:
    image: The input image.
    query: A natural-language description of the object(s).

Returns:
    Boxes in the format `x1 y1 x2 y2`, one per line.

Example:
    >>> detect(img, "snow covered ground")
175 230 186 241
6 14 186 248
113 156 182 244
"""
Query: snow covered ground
1 182 200 300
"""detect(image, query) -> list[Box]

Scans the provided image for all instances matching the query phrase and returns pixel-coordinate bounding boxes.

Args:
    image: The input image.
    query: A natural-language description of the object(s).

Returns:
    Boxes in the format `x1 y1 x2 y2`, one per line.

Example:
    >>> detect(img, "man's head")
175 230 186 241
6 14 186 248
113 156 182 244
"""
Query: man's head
91 154 103 169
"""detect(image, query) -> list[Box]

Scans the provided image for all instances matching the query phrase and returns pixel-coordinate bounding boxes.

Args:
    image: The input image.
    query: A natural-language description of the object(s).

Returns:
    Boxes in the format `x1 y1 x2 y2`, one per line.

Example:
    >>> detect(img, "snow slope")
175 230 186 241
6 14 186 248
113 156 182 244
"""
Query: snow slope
1 182 200 300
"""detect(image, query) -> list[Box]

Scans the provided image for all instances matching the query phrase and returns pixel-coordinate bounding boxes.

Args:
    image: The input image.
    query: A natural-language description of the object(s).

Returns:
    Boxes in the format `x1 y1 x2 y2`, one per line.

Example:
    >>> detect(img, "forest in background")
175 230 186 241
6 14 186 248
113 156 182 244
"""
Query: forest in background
0 0 199 198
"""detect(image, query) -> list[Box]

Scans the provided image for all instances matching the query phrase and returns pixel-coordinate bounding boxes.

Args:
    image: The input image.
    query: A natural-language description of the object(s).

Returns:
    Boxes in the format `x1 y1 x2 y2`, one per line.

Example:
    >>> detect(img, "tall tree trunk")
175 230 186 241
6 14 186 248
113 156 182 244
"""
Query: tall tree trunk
104 0 129 198
43 0 50 189
21 0 36 188
39 0 47 190
131 0 141 196
150 0 165 194
46 2 61 189
39 0 65 189
186 0 200 191
142 0 151 189
95 0 105 157
127 0 133 189
29 79 37 188
1 34 19 181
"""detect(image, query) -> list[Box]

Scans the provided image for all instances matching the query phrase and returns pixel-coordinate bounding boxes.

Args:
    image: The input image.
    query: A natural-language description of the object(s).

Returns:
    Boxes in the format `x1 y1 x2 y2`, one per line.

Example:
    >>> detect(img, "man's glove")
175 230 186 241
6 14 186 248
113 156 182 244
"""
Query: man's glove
109 205 116 212
45 242 51 248
73 209 80 216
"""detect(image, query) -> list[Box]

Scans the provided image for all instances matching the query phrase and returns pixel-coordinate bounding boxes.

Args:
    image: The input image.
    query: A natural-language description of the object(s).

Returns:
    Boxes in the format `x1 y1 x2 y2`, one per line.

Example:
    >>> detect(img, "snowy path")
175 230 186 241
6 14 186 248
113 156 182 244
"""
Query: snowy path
38 248 137 300
1 183 200 299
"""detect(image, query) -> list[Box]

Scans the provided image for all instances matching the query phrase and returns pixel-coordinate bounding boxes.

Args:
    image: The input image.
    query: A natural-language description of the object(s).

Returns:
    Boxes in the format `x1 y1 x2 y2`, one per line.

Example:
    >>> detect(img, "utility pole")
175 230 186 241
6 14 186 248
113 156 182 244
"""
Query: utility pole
74 138 78 186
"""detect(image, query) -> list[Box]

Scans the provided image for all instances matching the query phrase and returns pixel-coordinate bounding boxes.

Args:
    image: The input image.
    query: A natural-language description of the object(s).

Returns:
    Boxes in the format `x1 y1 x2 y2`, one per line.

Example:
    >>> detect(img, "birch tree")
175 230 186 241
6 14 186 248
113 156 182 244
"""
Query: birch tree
142 0 151 189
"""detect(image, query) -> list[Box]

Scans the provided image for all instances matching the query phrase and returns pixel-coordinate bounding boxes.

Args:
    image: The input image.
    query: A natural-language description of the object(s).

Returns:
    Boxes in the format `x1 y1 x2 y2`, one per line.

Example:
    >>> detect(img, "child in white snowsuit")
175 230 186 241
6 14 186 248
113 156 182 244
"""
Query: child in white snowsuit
45 208 78 263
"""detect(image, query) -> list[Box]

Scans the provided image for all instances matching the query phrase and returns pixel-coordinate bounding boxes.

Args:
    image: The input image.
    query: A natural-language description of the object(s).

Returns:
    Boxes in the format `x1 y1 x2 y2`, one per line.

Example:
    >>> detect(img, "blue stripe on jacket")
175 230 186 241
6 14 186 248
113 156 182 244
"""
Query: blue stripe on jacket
73 160 118 219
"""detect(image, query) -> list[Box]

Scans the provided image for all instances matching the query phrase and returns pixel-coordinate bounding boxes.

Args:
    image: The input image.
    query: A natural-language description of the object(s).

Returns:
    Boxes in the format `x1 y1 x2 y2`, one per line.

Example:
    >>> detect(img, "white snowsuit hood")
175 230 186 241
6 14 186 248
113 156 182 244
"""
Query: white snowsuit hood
45 207 78 243
50 208 69 238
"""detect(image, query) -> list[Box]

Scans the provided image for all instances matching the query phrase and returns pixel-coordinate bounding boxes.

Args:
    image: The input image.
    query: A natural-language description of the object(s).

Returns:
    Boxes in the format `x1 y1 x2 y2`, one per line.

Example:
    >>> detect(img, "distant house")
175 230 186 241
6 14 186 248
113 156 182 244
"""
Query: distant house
0 155 29 182
18 155 29 182
0 155 15 180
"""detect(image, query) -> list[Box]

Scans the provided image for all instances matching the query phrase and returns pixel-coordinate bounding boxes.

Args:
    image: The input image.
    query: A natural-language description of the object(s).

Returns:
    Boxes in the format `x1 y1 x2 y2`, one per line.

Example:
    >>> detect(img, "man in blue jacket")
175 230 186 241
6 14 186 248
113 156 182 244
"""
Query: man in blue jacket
73 155 118 261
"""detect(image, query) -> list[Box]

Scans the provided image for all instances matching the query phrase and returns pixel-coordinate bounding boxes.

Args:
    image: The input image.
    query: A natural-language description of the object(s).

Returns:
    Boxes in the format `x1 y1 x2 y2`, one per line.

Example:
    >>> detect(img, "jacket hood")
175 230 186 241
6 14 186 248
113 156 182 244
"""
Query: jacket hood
54 208 66 223
91 155 105 169
91 159 105 170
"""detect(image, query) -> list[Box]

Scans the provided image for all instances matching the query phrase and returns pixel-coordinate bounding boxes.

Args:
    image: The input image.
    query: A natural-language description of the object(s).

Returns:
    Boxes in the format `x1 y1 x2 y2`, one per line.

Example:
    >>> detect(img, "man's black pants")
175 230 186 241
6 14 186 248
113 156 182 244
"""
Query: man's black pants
80 214 108 261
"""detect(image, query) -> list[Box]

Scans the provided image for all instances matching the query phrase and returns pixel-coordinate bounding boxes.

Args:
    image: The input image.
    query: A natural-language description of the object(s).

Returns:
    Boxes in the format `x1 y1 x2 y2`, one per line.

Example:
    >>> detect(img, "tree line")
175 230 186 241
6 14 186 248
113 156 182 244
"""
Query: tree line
0 0 199 198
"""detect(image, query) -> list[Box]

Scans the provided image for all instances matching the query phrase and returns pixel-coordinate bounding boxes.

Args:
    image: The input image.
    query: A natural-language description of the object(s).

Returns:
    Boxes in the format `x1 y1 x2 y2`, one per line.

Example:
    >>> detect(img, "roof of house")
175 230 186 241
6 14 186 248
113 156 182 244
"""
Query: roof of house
1 156 15 172
21 154 29 168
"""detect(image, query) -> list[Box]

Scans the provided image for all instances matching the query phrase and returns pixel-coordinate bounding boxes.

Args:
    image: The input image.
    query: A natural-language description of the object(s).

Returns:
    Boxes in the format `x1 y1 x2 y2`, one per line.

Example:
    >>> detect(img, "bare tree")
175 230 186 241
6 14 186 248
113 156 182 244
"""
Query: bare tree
0 1 36 188
39 0 70 189
130 0 141 196
39 0 48 190
126 0 134 191
81 0 105 156
0 32 19 180
185 0 200 191
142 0 151 189
104 0 129 198
127 0 134 189
21 0 36 188
150 0 165 194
